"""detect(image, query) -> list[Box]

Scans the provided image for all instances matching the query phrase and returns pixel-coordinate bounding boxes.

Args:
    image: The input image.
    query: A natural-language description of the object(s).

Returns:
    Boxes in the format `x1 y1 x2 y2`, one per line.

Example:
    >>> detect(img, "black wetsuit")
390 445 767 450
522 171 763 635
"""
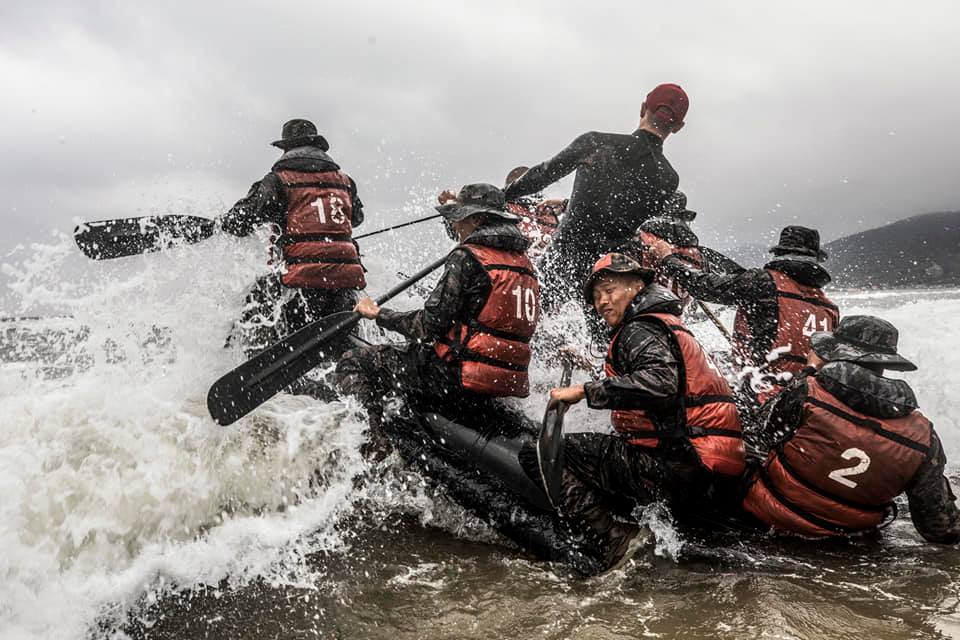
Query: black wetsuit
505 129 678 310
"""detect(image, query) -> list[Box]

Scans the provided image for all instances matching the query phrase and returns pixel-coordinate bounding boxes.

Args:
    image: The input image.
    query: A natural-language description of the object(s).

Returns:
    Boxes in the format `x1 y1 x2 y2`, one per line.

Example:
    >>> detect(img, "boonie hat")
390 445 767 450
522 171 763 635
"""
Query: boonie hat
810 315 917 372
272 118 330 151
770 225 828 261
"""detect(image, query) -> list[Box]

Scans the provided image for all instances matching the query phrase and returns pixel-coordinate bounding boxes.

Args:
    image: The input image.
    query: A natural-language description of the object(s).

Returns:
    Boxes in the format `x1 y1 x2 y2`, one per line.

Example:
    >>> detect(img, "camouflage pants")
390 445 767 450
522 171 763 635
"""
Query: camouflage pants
334 342 466 414
230 274 358 358
520 433 706 563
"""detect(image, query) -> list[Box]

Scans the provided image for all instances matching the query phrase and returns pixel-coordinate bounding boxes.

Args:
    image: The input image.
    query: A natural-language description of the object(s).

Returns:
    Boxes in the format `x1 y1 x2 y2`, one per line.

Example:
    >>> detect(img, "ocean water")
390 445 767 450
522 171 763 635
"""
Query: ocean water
1 229 959 639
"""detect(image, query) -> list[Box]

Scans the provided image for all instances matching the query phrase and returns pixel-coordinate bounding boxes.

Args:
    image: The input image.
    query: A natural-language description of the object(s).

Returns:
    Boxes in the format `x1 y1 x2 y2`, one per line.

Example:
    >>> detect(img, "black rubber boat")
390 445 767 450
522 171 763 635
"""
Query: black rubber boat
382 402 608 575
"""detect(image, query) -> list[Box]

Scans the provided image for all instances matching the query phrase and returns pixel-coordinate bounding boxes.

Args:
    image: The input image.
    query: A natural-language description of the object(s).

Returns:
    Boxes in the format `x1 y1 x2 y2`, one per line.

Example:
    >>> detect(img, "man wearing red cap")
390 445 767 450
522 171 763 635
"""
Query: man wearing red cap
505 84 688 311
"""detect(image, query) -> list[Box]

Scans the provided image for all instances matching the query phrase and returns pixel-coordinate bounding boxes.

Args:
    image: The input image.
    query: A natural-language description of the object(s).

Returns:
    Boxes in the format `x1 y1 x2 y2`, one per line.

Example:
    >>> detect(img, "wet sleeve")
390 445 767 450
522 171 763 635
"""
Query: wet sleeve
661 256 775 306
582 322 680 410
503 132 598 199
218 173 286 237
349 177 364 228
905 430 960 544
376 249 480 341
748 380 807 458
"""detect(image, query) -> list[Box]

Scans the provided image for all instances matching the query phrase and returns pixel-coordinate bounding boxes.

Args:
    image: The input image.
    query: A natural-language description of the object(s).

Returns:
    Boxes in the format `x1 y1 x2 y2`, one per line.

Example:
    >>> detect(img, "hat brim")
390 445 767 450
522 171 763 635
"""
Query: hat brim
769 244 828 261
582 266 654 306
435 203 519 223
810 332 917 372
272 134 330 152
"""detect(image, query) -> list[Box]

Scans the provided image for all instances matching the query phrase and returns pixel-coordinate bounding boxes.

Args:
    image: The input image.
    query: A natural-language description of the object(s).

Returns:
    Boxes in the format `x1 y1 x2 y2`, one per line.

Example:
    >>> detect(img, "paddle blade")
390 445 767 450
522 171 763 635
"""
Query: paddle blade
207 311 359 426
74 215 215 260
537 401 567 509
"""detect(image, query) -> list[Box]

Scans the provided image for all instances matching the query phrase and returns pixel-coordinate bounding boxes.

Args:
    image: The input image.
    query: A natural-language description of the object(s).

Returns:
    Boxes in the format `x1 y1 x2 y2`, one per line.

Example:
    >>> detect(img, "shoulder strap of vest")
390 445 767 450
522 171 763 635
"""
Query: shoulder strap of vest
769 270 839 312
275 169 351 190
460 243 536 277
805 395 930 455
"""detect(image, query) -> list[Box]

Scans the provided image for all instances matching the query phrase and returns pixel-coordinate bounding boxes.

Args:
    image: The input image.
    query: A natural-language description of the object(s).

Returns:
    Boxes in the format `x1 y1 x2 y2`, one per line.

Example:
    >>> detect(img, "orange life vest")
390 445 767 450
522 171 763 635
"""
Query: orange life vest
733 269 839 380
275 169 365 289
605 312 745 476
636 230 704 307
743 377 931 536
434 244 540 397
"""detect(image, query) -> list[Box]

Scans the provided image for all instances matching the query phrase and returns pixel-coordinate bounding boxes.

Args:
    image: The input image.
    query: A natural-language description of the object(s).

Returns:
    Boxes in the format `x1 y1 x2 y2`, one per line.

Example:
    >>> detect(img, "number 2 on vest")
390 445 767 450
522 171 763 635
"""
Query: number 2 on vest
827 447 871 488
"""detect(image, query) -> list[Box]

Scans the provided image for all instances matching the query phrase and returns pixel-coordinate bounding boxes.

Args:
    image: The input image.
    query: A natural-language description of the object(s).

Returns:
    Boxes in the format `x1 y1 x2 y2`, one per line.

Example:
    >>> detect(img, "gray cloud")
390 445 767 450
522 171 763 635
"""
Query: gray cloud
2 0 959 260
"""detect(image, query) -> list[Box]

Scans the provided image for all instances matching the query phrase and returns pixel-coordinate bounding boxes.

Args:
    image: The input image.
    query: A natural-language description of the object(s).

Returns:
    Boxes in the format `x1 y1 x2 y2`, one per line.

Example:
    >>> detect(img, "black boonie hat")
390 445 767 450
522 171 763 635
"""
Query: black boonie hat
272 118 330 151
583 252 654 305
769 225 827 261
811 315 917 372
435 183 519 223
661 191 697 222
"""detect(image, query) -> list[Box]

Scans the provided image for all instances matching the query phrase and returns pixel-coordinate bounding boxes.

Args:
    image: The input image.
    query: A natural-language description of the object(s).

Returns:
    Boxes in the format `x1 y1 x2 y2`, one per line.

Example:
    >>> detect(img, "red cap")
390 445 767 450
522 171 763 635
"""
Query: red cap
645 83 689 126
583 252 653 305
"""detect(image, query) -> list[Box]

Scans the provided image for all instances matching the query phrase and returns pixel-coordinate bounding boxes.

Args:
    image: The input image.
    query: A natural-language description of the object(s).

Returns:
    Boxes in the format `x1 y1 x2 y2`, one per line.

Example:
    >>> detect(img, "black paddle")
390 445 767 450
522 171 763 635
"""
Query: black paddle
353 213 442 241
74 215 216 260
74 212 439 261
206 254 449 426
537 360 574 509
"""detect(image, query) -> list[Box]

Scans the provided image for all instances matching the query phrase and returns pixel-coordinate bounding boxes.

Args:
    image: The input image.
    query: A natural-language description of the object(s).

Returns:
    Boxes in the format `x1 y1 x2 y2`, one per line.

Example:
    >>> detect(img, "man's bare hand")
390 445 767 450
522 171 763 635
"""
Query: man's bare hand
643 235 676 263
437 190 458 205
549 384 586 406
354 297 381 319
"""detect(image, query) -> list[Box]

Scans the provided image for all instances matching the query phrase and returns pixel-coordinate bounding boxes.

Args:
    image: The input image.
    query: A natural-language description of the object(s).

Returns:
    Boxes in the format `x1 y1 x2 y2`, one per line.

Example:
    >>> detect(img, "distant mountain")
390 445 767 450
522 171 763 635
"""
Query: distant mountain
824 211 960 288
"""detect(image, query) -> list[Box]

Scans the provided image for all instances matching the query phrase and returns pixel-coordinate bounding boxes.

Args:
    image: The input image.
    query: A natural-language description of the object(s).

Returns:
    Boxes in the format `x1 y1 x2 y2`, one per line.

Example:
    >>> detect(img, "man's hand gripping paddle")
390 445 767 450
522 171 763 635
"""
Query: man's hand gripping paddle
206 254 448 426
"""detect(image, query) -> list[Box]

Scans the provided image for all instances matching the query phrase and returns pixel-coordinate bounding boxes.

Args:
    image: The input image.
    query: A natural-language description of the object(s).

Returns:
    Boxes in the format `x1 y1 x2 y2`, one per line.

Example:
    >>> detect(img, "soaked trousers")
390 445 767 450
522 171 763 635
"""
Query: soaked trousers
230 274 359 358
335 342 493 457
523 433 707 565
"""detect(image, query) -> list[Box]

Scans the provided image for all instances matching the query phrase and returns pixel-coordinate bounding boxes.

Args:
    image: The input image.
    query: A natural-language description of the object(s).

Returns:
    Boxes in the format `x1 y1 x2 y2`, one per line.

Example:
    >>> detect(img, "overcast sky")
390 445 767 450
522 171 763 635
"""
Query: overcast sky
2 0 959 259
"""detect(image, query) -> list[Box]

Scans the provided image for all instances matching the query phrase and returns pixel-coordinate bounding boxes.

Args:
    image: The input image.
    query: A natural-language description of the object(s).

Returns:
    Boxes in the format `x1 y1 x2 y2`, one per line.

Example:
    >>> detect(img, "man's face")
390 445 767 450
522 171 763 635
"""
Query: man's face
592 274 645 327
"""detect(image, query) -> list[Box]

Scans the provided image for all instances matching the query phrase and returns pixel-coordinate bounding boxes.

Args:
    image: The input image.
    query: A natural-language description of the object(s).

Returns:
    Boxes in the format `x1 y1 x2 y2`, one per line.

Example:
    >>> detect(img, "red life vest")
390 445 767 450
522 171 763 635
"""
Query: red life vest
507 201 560 253
733 268 839 378
275 169 365 290
434 244 540 397
636 230 704 307
743 377 932 536
605 312 745 477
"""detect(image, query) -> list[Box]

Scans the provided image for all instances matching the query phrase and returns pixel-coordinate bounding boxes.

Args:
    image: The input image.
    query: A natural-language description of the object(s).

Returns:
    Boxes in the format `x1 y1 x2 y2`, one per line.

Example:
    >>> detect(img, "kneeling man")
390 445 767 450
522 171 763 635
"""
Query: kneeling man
743 315 960 543
547 252 745 569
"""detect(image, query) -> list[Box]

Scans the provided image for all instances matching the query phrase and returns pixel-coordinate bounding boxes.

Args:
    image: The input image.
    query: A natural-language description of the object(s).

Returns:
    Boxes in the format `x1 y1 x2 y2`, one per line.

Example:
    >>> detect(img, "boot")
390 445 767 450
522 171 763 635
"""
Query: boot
601 523 651 573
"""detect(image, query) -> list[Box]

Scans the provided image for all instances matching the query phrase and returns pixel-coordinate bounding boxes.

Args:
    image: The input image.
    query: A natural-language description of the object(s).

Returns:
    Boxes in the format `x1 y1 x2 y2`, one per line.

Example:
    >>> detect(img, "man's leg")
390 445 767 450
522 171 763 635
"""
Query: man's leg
560 434 659 565
229 275 286 358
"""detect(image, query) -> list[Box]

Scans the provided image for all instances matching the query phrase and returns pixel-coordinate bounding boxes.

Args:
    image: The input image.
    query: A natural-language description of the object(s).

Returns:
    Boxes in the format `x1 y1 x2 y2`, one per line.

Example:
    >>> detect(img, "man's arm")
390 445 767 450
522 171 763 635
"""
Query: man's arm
218 173 286 237
661 255 775 306
583 322 680 410
349 177 364 227
376 249 485 341
906 429 960 544
504 132 599 200
747 378 808 461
